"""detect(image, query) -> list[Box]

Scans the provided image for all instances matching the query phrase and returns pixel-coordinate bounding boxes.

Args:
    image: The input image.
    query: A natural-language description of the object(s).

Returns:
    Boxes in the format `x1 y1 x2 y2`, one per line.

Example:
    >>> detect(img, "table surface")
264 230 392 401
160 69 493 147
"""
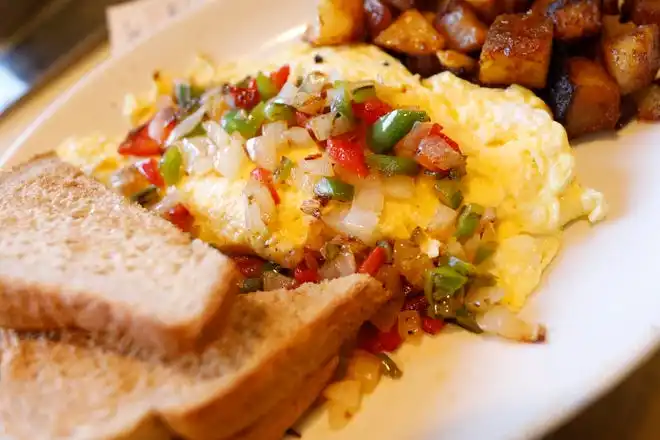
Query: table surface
0 44 658 440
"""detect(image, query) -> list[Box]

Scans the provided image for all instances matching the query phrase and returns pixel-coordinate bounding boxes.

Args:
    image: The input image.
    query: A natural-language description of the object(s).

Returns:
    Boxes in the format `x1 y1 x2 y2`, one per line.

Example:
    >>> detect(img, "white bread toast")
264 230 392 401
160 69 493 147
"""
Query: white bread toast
0 154 239 356
0 274 389 440
231 356 339 440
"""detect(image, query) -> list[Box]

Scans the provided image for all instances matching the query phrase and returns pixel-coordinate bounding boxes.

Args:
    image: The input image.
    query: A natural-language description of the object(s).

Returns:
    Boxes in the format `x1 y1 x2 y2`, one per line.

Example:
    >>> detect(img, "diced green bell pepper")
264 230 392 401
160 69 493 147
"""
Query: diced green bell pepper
455 203 484 239
368 110 430 153
367 154 420 176
434 179 463 209
313 177 354 202
256 72 278 101
159 145 183 186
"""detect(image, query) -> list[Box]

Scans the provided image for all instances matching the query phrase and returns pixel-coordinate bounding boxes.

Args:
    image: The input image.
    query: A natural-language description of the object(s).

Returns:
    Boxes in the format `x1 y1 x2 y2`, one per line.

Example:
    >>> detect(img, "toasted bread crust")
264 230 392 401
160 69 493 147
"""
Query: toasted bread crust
159 276 388 439
0 153 239 357
229 357 339 440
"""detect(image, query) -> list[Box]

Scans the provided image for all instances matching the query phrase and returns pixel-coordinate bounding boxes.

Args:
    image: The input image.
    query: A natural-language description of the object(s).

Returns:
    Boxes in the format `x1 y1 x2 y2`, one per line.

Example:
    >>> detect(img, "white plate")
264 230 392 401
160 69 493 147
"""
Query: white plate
3 1 660 439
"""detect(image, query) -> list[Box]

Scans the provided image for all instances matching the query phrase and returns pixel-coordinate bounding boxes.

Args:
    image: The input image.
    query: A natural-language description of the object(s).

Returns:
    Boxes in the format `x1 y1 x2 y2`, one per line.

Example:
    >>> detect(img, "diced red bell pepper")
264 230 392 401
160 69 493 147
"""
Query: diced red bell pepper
422 316 446 335
250 167 281 205
352 97 393 125
135 158 165 188
233 255 266 278
326 136 369 178
358 246 387 276
164 203 194 233
228 78 261 110
270 65 290 91
118 124 162 157
415 134 463 171
358 323 403 354
402 295 429 312
293 260 321 285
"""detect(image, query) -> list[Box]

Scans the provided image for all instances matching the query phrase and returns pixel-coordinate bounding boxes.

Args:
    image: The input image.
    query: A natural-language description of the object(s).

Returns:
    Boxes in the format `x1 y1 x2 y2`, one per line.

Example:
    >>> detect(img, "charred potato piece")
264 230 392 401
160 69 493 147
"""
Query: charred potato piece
548 57 620 138
404 54 444 76
602 0 619 14
437 49 479 75
364 0 394 38
434 2 489 52
601 14 637 39
375 9 446 54
532 0 602 41
628 0 660 27
479 14 554 89
383 0 415 9
636 84 660 120
461 0 529 23
304 0 364 46
602 24 660 95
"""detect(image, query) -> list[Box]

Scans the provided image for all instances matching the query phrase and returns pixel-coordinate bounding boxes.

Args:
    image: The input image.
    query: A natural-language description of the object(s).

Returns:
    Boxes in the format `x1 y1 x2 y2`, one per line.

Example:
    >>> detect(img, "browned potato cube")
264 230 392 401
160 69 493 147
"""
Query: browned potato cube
304 0 364 46
462 0 527 23
383 0 415 10
548 57 621 138
434 2 489 52
601 14 636 39
364 0 394 38
628 0 660 27
479 14 554 89
602 0 619 14
532 0 602 41
437 49 479 75
636 84 660 120
375 9 446 54
603 24 660 95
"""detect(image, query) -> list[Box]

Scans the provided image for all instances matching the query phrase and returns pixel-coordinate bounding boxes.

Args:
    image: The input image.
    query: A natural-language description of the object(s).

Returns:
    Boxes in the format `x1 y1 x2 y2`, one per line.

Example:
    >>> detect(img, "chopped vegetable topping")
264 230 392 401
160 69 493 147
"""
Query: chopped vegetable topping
330 85 354 122
455 203 484 239
425 266 468 298
274 156 294 183
135 158 165 188
118 122 171 157
174 81 204 108
164 203 194 233
251 167 281 205
359 246 388 276
367 154 420 176
434 180 463 209
474 242 497 265
352 97 393 125
234 255 267 278
368 109 430 153
352 84 377 104
256 72 278 101
377 353 403 379
294 260 321 284
314 177 355 202
130 185 159 207
159 145 183 186
227 78 260 110
421 316 445 335
269 65 290 91
222 109 259 138
264 102 296 124
376 240 393 263
326 137 369 178
240 277 263 293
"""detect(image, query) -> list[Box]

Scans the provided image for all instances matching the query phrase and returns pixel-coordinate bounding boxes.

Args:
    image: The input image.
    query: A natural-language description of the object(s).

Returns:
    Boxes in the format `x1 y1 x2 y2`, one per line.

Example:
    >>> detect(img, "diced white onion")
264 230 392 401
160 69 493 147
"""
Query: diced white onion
299 153 334 176
285 127 316 148
476 306 546 342
331 114 353 137
341 209 380 244
155 95 175 111
427 204 458 234
152 188 181 214
276 82 298 104
180 137 215 175
308 113 335 141
328 178 383 243
319 251 356 280
244 195 267 235
166 103 207 145
289 166 315 193
300 71 328 94
206 121 247 181
262 271 297 291
382 175 415 199
148 107 174 141
244 179 275 224
466 286 505 314
262 121 288 142
353 178 384 213
246 135 279 171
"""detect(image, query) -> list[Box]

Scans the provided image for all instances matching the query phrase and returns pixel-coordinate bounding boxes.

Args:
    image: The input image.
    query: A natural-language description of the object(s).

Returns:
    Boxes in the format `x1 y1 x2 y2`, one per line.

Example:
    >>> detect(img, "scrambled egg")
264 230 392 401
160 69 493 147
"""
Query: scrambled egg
56 43 606 310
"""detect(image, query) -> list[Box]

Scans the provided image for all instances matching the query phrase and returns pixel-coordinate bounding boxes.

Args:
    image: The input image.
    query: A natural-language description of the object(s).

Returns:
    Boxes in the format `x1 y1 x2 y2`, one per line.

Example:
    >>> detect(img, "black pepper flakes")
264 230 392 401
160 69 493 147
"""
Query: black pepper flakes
383 61 390 66
314 54 324 64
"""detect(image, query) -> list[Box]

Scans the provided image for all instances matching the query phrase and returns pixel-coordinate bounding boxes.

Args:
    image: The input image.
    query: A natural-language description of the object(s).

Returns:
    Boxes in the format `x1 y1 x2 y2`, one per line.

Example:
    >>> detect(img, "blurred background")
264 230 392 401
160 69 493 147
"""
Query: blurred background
0 0 126 114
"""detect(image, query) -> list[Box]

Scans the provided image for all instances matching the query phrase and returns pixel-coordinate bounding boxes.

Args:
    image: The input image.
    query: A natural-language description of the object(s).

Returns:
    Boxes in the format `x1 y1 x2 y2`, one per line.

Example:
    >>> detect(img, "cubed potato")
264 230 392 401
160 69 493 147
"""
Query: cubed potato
364 0 394 38
462 0 528 23
636 84 660 120
601 14 636 39
404 54 443 76
628 0 660 27
383 0 415 9
602 0 619 14
532 0 602 41
375 9 446 54
434 2 489 52
478 14 554 89
437 49 479 75
548 57 621 138
304 0 364 46
602 24 660 95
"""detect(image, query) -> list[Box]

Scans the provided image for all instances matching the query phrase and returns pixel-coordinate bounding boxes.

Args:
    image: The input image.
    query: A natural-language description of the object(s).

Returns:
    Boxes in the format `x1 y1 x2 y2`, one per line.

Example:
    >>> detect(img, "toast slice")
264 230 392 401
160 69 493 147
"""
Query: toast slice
0 153 239 357
230 356 339 440
0 274 389 440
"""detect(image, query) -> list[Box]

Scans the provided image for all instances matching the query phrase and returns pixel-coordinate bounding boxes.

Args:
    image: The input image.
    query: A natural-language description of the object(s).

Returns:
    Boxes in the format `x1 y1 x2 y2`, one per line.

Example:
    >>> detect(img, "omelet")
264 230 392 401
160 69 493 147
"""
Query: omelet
56 43 606 311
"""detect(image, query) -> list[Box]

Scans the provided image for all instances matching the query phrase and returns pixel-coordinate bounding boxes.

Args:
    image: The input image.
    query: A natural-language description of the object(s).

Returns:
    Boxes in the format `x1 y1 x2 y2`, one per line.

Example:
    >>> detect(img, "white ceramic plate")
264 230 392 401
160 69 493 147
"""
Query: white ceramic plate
3 1 660 439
